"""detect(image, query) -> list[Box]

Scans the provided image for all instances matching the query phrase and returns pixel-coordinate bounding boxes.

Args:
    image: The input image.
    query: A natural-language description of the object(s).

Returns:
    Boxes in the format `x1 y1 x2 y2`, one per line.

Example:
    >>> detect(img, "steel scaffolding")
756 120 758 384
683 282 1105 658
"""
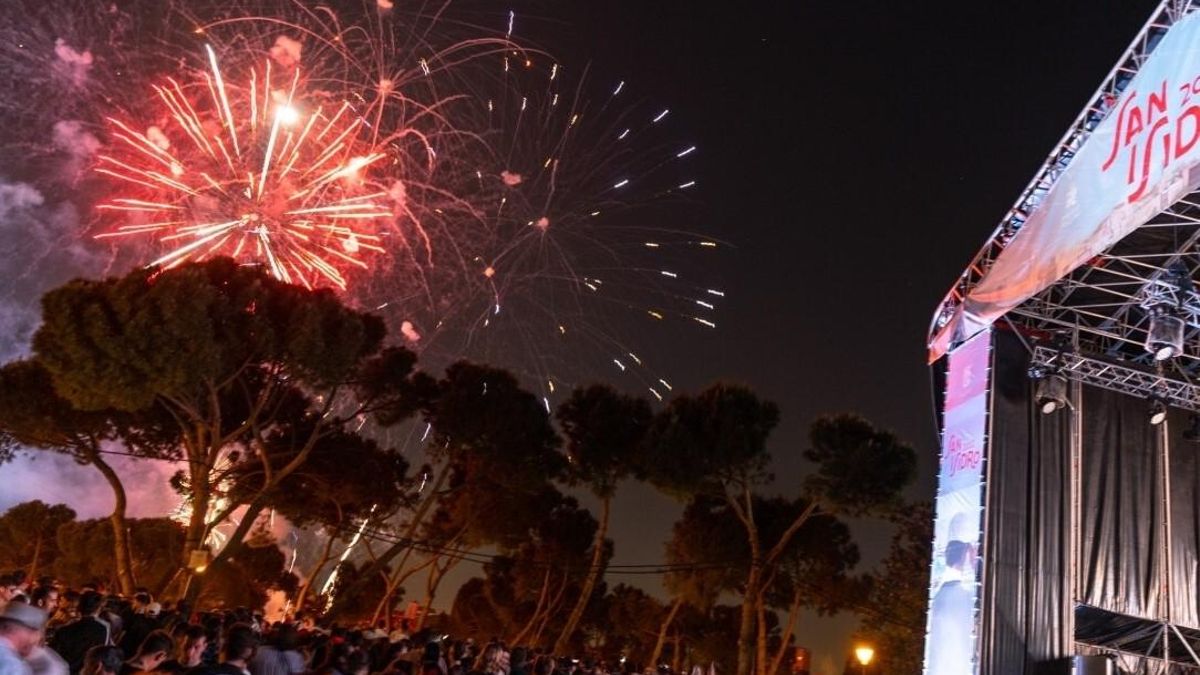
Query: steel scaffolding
931 1 1200 360
932 2 1200 671
1030 346 1200 412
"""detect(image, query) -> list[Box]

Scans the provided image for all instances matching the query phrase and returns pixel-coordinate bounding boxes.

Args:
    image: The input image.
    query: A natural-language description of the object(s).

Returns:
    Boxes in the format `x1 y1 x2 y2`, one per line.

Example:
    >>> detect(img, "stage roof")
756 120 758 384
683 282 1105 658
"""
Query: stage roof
930 0 1200 386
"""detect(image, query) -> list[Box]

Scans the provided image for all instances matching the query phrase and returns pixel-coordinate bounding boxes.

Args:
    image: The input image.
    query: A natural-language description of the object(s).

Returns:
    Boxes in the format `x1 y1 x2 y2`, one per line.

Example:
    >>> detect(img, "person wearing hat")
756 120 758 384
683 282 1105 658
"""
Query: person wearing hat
0 602 48 675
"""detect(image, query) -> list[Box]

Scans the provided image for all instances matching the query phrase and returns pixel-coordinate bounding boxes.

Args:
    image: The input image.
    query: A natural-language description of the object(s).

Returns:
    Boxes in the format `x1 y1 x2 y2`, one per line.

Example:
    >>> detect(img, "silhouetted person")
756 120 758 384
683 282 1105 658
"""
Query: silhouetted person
120 632 174 675
189 624 257 675
82 647 123 675
50 593 109 675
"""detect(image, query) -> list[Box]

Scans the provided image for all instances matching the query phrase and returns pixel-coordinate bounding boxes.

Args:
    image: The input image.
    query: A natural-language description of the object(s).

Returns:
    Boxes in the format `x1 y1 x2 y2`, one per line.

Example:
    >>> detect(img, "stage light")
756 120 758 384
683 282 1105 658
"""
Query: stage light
1146 309 1185 361
1149 398 1168 426
1035 372 1068 414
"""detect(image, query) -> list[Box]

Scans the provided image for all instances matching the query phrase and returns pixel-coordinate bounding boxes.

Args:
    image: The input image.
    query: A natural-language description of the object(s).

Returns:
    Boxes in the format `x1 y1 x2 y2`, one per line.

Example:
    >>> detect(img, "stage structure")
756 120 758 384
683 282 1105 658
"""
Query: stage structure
928 1 1200 673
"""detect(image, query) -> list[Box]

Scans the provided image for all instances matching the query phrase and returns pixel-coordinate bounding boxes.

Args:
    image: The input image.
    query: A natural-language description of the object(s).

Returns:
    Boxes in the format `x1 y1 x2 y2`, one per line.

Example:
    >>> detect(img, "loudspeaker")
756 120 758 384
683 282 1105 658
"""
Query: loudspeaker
1074 655 1114 675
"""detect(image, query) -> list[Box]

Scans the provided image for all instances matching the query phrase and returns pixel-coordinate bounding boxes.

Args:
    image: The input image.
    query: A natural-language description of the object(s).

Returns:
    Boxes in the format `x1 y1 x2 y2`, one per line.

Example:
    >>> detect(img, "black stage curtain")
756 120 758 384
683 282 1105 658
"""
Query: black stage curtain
1075 389 1200 673
1078 383 1165 622
1166 410 1200 630
983 331 1072 674
985 331 1200 673
1078 384 1200 629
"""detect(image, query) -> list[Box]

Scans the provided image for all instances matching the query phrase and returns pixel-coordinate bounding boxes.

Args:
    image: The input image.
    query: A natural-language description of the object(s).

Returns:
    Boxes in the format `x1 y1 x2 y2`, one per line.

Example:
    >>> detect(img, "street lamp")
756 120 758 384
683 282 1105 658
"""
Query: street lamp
854 646 874 675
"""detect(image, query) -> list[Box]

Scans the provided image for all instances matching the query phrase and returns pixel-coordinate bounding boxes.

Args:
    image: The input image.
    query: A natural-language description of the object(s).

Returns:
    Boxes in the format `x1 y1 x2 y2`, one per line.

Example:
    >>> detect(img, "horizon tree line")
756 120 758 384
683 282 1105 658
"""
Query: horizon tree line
0 257 930 675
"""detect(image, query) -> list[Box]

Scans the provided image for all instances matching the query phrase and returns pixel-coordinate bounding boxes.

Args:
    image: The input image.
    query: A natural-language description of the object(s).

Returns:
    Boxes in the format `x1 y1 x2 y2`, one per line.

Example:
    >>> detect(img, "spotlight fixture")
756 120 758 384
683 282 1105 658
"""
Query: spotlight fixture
1149 398 1168 426
1034 372 1068 414
1146 306 1185 361
1184 415 1200 442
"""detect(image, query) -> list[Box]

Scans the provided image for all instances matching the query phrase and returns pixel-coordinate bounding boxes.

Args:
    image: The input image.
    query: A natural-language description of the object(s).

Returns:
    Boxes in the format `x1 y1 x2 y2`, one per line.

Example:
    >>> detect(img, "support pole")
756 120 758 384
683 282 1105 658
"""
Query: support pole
1160 415 1173 668
1068 368 1082 650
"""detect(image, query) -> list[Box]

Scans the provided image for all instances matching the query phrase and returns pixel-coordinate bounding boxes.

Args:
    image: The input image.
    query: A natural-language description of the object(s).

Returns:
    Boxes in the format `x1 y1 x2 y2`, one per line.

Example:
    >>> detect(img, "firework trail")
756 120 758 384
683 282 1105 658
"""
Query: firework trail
89 1 511 290
94 46 393 288
0 1 723 593
423 42 722 402
0 0 722 404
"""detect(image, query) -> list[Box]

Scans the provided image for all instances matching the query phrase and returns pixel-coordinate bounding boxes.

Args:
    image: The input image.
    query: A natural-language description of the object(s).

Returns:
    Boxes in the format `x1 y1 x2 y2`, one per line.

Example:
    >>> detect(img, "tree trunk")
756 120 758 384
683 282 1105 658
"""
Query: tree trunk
170 462 212 600
295 530 340 613
671 630 682 674
414 562 438 633
28 532 42 583
554 495 611 654
510 567 554 646
415 555 460 632
531 573 571 647
181 501 267 605
650 597 685 667
755 590 768 675
737 567 760 675
370 584 397 627
90 449 137 595
369 556 435 625
730 486 761 675
765 588 804 675
328 465 450 618
210 501 266 566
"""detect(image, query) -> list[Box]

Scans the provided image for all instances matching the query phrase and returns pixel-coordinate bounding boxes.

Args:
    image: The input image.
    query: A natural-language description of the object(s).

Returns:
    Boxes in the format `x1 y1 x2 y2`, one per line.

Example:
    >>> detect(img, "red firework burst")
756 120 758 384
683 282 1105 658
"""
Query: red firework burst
96 44 392 289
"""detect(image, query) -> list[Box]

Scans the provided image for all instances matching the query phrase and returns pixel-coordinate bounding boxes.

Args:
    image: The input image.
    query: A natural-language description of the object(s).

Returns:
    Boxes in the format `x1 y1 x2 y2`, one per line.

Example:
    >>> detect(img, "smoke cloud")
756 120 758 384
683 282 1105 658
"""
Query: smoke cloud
52 120 101 178
52 38 93 88
0 449 181 519
269 36 302 68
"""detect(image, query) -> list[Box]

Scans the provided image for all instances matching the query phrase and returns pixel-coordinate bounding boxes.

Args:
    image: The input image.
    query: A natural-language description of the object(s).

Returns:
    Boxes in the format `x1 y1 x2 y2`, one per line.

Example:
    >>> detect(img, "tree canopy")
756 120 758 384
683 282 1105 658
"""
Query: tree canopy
26 258 401 595
0 255 932 675
854 502 933 675
0 501 76 579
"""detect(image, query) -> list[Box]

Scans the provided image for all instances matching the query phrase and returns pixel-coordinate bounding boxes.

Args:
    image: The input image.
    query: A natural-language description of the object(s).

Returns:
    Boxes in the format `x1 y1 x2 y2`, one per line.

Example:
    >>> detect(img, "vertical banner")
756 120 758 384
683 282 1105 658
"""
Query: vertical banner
924 329 991 675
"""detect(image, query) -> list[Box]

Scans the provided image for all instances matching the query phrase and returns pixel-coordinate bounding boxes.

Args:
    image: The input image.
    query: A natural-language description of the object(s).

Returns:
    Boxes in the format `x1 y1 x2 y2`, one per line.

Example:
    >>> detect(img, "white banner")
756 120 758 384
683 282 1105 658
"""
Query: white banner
933 12 1200 359
924 329 990 675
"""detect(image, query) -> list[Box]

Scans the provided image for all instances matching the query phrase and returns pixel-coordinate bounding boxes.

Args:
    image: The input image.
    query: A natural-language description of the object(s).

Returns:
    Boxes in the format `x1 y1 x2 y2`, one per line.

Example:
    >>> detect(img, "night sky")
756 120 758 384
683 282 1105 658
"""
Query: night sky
0 1 1174 673
532 1 1162 672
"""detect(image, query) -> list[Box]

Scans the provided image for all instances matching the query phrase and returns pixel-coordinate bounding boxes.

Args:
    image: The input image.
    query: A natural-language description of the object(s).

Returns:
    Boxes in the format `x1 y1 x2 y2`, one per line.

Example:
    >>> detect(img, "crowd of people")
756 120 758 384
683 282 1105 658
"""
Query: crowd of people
0 573 632 675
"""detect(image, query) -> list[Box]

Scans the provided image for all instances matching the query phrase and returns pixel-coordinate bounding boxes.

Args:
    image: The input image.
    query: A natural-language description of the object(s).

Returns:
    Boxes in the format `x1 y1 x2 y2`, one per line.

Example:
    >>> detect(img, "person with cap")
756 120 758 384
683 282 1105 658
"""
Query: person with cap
0 602 49 675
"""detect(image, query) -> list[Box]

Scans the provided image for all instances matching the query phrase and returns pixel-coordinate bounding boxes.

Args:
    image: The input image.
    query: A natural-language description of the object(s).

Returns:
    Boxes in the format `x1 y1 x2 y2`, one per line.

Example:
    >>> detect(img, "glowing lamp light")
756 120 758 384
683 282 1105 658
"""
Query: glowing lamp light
188 549 211 573
1146 310 1185 361
854 646 874 667
275 105 301 125
1035 373 1068 414
1150 398 1168 426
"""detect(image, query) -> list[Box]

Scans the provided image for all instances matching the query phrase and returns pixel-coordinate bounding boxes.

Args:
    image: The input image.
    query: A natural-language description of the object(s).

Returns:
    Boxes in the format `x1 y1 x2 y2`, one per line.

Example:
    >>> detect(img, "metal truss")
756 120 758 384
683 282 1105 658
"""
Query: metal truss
1032 345 1200 412
1008 190 1200 369
931 0 1200 341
